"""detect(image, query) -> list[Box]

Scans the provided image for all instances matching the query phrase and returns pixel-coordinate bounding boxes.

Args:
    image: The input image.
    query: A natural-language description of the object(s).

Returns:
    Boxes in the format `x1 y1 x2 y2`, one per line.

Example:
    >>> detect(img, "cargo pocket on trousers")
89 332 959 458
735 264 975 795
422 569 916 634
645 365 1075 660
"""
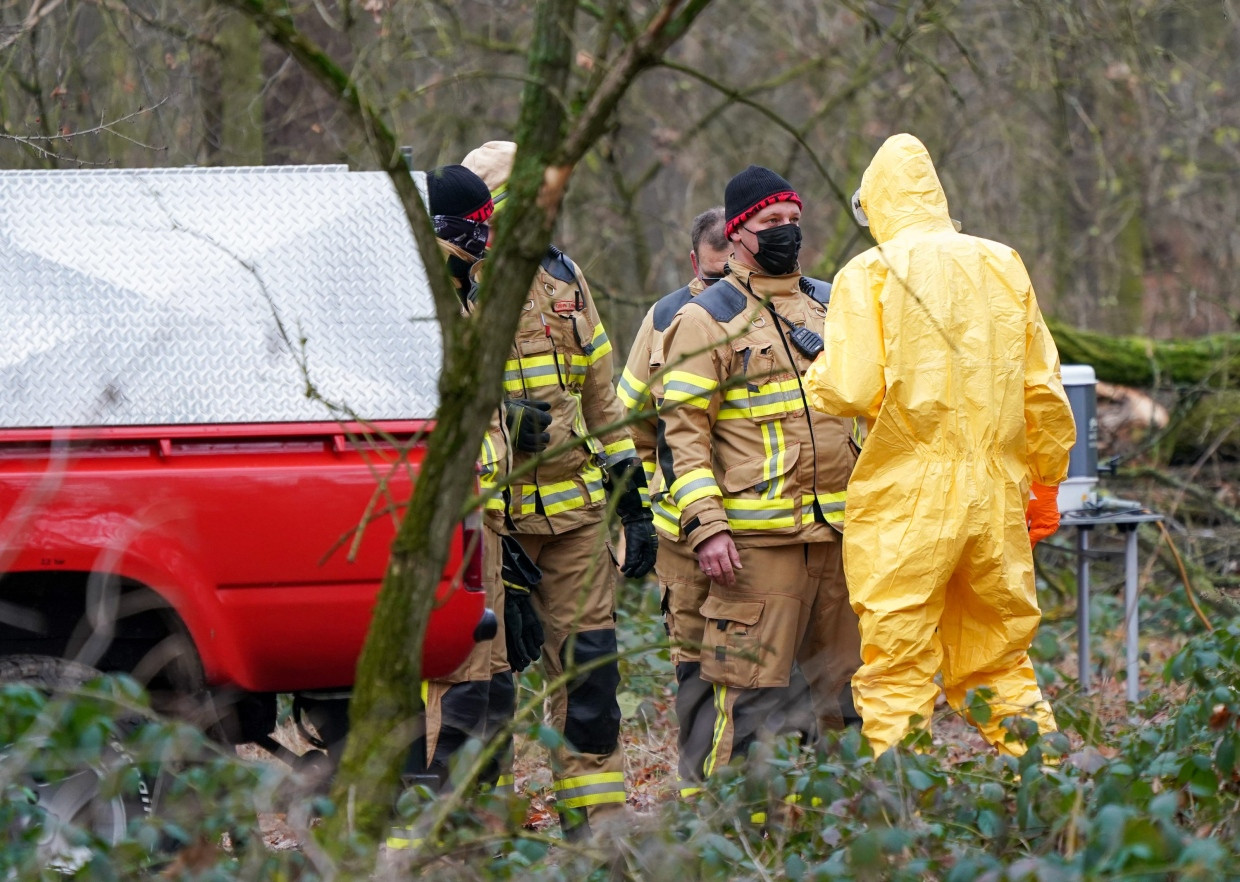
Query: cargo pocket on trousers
698 596 765 689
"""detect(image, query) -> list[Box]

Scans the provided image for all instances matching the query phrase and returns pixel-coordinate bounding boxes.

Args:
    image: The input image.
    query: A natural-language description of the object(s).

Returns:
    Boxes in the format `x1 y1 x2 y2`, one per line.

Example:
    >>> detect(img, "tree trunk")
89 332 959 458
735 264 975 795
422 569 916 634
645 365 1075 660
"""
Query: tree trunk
222 0 713 860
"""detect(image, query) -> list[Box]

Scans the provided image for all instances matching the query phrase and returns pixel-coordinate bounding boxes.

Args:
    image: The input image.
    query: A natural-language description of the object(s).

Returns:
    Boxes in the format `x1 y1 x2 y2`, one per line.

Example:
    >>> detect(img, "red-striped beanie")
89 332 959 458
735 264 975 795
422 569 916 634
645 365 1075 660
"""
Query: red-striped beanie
426 164 494 222
724 165 801 237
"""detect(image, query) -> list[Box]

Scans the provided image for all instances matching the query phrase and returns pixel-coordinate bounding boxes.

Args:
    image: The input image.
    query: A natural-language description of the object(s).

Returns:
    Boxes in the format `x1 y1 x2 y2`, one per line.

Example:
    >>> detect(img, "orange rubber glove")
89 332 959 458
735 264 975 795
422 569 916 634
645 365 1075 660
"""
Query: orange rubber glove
1026 482 1060 547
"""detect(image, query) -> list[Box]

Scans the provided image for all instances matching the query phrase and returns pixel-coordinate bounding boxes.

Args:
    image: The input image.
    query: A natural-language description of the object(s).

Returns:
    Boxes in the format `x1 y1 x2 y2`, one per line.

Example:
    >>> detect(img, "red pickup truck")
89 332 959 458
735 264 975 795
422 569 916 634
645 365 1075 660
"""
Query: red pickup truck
0 166 487 755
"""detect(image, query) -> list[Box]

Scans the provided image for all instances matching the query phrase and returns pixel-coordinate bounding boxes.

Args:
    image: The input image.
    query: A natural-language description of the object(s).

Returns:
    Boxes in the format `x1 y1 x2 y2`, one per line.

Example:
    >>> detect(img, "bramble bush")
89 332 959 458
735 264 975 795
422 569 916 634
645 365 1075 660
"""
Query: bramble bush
8 589 1240 880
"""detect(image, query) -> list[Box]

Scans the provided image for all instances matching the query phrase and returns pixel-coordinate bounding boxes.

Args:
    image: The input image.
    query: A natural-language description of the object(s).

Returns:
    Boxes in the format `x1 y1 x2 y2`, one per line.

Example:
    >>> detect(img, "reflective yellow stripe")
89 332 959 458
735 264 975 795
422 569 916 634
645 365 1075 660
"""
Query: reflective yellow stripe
603 437 637 466
670 468 721 508
386 829 422 850
479 433 498 468
679 785 704 798
771 421 788 499
785 793 824 807
617 368 649 410
542 479 587 516
479 479 507 511
721 497 796 529
653 497 680 536
759 421 787 500
420 681 428 703
553 771 626 790
643 460 656 483
716 379 803 420
586 323 612 364
502 353 585 393
663 370 718 409
800 491 847 523
704 684 728 778
552 771 626 809
515 467 606 517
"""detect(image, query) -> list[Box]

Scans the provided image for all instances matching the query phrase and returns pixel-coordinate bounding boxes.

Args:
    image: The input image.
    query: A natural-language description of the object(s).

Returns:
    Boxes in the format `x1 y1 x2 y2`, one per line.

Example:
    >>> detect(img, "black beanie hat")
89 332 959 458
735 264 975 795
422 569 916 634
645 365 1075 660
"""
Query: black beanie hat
427 164 494 223
724 165 802 237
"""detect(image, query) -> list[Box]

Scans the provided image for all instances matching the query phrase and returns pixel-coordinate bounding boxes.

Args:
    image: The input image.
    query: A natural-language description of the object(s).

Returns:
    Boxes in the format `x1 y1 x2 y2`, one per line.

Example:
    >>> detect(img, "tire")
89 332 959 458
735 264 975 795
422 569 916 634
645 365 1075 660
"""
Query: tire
0 654 156 871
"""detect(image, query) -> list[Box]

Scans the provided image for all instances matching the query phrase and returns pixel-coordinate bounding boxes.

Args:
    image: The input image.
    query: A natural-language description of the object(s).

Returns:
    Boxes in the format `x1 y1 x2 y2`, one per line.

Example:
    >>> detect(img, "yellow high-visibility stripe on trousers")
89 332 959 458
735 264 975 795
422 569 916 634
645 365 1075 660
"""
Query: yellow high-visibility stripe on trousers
703 684 729 779
551 771 626 810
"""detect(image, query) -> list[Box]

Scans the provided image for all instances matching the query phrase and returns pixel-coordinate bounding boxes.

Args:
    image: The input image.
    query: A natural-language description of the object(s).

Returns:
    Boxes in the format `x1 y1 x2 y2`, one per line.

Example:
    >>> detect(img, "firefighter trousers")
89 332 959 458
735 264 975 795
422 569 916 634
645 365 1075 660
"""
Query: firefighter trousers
689 539 860 777
407 523 515 793
516 522 626 840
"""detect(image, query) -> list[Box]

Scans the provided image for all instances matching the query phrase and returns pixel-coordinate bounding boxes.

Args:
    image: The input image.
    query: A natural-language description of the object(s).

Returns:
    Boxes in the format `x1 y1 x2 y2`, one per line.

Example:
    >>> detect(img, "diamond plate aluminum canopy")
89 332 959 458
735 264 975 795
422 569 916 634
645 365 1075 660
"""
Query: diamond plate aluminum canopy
0 165 441 427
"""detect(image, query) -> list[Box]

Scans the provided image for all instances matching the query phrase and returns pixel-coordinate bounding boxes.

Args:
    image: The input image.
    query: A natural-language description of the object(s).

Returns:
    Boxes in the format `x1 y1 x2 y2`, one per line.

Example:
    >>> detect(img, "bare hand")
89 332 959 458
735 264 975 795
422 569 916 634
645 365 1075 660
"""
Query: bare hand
697 532 742 587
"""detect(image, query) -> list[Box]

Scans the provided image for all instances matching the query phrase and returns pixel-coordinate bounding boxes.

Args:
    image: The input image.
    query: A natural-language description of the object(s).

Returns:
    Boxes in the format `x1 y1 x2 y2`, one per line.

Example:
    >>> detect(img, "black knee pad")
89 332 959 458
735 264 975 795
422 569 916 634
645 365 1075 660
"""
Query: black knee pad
439 680 490 734
487 671 516 724
560 629 621 755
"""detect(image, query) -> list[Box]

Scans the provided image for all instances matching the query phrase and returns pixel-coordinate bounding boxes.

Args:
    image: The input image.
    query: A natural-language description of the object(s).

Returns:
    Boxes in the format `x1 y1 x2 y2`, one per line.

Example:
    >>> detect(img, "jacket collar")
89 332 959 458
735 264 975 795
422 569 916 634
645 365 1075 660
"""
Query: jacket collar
726 258 802 300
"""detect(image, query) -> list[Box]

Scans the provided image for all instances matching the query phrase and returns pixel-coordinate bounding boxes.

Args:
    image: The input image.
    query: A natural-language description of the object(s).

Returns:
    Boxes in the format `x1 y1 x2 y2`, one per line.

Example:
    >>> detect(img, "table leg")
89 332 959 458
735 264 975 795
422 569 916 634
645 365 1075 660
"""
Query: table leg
1124 526 1140 703
1077 527 1091 691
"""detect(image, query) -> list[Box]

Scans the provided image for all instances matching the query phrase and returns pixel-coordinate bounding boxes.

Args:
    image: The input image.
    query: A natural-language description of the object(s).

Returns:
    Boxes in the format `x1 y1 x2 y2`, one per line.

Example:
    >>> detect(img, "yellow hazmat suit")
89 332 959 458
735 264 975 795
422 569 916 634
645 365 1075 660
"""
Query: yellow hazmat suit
804 133 1076 755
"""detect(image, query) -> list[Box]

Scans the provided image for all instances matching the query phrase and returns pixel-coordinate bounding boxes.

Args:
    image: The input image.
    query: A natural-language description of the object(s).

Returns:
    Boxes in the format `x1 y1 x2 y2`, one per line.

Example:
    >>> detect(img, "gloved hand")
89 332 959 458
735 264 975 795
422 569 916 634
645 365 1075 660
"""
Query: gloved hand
500 535 544 671
607 458 658 579
503 399 552 454
1026 482 1061 547
504 587 544 672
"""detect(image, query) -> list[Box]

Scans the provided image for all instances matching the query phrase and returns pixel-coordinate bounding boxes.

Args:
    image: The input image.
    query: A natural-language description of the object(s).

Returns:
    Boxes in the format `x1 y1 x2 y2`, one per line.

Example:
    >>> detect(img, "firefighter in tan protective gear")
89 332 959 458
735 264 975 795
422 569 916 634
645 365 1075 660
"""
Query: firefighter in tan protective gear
462 141 658 840
617 207 728 795
389 165 522 853
386 167 523 853
656 166 862 784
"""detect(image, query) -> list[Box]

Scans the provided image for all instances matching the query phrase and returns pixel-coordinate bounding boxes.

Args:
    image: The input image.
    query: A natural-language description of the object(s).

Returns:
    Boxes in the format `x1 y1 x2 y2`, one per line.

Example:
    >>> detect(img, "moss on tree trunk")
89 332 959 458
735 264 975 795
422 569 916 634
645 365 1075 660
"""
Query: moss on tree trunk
1048 317 1240 389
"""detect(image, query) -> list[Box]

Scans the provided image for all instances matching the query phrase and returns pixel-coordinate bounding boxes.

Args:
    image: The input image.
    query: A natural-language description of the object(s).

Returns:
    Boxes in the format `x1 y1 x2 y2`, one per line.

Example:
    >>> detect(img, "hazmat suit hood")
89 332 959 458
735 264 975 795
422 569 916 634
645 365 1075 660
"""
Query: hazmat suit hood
858 133 955 245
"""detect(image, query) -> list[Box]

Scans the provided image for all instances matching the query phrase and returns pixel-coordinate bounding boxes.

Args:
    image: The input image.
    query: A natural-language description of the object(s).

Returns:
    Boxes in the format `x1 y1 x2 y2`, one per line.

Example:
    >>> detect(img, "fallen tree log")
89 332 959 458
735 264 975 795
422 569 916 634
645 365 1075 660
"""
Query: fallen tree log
1047 317 1240 388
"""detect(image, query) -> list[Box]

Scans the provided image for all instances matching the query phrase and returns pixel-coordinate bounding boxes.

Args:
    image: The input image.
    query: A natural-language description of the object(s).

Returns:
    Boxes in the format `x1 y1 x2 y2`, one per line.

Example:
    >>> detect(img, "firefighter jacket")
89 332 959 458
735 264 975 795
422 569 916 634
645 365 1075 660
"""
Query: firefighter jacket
434 239 517 526
656 261 857 550
482 247 638 535
617 277 706 539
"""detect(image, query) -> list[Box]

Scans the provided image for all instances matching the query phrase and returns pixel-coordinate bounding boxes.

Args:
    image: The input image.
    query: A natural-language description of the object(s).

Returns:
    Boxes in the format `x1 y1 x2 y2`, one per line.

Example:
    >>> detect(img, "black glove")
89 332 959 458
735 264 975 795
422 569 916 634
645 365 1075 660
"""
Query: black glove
500 535 545 672
607 458 658 580
503 399 552 454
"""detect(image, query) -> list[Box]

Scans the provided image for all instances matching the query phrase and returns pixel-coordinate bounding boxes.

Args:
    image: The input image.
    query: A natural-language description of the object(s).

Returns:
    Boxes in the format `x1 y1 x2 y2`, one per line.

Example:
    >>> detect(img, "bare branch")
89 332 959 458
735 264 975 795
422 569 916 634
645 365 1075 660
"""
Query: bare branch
0 99 168 163
0 0 66 52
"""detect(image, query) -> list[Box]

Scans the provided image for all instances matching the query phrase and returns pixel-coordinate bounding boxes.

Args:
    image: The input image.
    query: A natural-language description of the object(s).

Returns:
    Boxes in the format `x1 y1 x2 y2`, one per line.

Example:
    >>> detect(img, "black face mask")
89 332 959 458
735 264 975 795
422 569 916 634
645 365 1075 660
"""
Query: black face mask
748 222 802 276
433 215 489 259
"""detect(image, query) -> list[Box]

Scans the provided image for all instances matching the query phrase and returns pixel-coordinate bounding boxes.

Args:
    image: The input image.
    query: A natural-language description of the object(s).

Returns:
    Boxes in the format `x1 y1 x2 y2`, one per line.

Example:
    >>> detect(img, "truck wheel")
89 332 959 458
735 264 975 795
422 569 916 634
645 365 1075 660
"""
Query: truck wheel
0 654 156 869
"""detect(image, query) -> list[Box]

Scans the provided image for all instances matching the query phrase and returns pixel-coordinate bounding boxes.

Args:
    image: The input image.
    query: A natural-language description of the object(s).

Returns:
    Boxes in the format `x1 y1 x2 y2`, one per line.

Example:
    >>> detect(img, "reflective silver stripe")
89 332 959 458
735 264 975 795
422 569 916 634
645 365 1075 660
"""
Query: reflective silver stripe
553 778 626 809
584 472 606 499
664 377 716 399
605 448 636 468
617 372 648 409
724 506 795 522
505 362 559 382
671 474 719 507
541 484 584 508
747 387 800 410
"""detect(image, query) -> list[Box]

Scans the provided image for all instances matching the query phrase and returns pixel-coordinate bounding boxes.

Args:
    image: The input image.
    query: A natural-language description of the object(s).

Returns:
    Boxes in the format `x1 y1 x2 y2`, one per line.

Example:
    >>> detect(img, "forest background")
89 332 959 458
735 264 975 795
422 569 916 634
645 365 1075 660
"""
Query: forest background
5 0 1240 879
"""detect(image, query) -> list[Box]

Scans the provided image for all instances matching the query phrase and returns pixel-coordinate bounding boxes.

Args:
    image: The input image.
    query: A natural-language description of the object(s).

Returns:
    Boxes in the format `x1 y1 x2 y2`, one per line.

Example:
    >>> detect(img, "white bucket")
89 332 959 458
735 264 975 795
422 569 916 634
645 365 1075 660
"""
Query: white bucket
1059 364 1098 513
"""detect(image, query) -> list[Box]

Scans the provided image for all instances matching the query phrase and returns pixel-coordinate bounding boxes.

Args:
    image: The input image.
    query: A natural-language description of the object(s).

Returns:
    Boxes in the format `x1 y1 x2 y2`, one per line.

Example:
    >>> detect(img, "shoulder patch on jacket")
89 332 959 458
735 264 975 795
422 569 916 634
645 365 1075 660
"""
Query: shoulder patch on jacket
541 245 578 284
799 275 832 305
652 284 694 332
694 280 747 323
